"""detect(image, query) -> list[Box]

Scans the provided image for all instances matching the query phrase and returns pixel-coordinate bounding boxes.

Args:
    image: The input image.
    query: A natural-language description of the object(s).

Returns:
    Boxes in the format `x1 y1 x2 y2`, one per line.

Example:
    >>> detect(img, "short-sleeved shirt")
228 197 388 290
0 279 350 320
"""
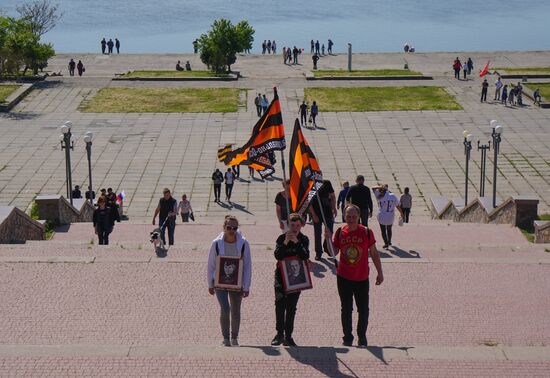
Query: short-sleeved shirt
275 191 289 221
400 193 412 209
374 190 400 225
212 171 223 184
333 225 375 281
299 103 308 114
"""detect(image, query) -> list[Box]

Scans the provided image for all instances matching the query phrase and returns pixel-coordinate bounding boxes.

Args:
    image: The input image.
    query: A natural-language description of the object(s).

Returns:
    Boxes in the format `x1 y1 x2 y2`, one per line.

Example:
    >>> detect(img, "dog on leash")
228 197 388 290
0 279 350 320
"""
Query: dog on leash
150 228 167 256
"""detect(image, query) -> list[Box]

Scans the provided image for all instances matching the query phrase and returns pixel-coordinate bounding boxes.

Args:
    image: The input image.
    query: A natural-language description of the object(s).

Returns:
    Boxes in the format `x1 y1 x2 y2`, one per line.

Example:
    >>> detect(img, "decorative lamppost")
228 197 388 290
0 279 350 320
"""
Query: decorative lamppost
477 140 491 197
490 120 503 208
463 130 473 207
59 121 74 205
83 131 93 205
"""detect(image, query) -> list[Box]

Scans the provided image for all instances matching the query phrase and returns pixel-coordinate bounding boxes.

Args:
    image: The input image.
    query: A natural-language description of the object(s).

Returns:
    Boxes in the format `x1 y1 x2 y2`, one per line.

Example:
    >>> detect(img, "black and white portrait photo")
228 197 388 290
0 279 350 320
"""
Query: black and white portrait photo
214 256 243 290
280 257 312 293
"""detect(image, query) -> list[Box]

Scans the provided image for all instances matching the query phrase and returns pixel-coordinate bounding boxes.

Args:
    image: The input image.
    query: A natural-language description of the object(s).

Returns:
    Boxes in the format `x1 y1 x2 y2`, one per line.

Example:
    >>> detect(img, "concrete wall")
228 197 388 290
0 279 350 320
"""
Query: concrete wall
534 221 550 244
35 195 93 225
0 207 44 243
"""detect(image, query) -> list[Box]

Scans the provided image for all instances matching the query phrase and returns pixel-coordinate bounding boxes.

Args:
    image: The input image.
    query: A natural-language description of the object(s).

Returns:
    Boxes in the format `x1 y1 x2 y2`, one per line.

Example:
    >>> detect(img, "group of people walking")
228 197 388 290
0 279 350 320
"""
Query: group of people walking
482 77 541 106
151 188 194 247
298 100 319 128
100 38 120 54
212 168 239 203
261 40 277 54
207 204 384 348
67 59 85 77
452 57 474 80
254 93 270 117
282 47 302 65
310 39 334 55
89 187 121 245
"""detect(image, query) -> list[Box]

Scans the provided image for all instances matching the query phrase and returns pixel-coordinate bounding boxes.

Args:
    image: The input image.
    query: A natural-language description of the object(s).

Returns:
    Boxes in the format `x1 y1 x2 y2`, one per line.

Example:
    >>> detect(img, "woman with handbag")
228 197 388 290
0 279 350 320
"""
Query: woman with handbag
271 213 310 347
207 215 252 347
178 194 193 222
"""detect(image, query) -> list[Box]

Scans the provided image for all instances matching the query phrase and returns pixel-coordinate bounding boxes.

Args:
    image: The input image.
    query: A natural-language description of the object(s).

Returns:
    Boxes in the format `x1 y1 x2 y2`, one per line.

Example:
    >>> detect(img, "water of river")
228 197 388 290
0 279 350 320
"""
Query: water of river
2 0 549 53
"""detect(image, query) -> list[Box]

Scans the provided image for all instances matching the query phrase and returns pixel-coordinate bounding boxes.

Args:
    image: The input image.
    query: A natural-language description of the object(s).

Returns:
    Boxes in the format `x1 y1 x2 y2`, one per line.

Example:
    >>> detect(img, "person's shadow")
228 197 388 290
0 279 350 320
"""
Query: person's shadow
310 261 328 278
389 246 421 258
230 202 253 215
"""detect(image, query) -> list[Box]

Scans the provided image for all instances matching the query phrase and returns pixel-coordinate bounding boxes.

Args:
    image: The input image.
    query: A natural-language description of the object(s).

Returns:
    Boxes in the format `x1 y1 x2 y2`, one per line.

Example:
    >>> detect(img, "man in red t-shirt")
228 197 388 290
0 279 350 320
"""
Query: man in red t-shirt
332 204 383 347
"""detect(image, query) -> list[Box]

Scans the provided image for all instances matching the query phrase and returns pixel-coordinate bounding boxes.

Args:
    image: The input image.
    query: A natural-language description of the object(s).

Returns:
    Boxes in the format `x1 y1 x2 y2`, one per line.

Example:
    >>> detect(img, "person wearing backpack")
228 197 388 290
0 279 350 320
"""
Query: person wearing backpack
207 215 252 347
332 204 383 347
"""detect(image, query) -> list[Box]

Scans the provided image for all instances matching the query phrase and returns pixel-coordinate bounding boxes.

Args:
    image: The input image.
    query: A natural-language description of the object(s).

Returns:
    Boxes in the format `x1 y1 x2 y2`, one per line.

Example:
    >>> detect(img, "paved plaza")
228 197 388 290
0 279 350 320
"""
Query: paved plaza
0 51 549 222
1 51 550 376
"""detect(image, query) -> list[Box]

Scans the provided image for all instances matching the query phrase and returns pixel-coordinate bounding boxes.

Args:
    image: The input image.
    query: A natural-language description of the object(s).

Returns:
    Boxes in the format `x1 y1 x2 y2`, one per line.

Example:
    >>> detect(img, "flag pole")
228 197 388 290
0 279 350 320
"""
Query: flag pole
274 86 292 223
314 193 337 264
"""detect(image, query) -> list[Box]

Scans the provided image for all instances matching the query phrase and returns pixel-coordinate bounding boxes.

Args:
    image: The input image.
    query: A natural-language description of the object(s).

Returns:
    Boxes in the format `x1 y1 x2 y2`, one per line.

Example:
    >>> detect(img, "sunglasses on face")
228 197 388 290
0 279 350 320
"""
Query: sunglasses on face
225 225 238 231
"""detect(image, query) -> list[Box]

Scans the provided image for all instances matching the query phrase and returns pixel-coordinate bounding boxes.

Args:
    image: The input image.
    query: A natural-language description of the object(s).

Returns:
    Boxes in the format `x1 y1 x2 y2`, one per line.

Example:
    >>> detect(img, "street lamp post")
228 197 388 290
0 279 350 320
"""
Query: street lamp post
84 131 93 205
477 140 491 197
463 131 473 207
490 121 503 208
59 121 74 206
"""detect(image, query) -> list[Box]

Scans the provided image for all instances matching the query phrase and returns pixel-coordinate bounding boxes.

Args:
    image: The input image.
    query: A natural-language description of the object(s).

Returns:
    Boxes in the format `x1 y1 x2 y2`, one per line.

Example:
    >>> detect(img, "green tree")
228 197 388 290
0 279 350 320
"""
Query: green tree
197 19 255 73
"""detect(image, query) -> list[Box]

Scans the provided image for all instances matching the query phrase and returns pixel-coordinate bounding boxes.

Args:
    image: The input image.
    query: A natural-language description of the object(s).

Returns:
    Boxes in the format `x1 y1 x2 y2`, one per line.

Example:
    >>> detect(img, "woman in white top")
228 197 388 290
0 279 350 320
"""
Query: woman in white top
178 194 193 222
207 215 252 347
372 184 403 249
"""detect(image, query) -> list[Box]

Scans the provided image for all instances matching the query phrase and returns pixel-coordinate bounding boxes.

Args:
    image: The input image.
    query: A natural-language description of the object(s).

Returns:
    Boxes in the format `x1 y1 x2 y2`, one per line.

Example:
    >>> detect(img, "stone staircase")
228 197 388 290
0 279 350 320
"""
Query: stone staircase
35 195 94 224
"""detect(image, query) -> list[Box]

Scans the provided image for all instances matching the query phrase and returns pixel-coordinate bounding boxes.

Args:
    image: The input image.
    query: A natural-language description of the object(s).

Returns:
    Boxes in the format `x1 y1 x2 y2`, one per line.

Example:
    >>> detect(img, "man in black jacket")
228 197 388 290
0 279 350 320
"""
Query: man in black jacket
345 175 373 226
152 188 178 246
272 213 309 347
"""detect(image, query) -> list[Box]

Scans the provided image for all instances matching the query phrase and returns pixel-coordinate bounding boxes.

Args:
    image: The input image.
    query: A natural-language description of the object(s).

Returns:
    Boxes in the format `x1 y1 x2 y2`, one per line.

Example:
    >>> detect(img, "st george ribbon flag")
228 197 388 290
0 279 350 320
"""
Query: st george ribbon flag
288 119 323 215
221 89 286 178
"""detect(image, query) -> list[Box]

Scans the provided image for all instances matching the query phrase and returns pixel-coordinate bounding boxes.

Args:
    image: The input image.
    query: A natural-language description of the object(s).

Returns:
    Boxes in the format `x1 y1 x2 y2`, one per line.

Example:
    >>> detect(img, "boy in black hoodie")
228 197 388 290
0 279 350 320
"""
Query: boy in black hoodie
272 213 310 347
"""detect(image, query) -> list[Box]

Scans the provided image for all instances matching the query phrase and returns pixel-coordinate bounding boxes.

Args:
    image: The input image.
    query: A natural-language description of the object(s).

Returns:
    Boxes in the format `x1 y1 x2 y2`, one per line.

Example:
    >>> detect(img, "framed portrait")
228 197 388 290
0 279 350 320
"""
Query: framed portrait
279 256 313 294
214 255 243 291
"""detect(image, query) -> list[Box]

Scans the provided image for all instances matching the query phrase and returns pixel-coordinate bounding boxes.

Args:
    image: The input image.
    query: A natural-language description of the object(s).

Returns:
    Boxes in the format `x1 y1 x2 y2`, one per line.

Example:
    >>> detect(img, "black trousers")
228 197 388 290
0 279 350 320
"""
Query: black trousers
300 113 307 125
96 225 111 245
379 224 393 246
402 208 411 223
225 184 233 200
214 184 221 201
275 292 301 337
359 208 369 227
314 217 334 257
337 275 369 343
256 105 262 117
481 89 488 102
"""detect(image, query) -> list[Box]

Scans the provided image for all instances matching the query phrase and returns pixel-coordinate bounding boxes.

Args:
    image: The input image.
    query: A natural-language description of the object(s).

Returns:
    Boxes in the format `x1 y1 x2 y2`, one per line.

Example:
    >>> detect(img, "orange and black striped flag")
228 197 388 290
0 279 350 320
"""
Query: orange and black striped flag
288 118 323 215
217 144 233 162
222 89 286 178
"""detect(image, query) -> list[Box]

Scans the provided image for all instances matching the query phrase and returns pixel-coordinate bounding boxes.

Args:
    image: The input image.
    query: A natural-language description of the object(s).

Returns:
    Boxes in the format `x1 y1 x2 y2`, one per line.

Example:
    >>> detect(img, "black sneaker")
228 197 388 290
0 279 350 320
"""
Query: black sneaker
342 340 353 347
283 337 297 347
271 334 284 346
358 338 368 347
315 254 321 261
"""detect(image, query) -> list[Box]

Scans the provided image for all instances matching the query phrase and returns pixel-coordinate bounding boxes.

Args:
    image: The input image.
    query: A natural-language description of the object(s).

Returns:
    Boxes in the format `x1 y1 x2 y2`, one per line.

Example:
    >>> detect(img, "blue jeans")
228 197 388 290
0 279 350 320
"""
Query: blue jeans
159 217 175 245
216 290 243 339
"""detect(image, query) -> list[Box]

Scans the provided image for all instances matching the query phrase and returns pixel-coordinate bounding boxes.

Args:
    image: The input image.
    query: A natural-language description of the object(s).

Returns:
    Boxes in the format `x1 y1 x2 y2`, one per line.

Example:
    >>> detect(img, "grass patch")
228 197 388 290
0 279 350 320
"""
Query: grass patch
120 70 230 78
82 88 242 113
304 86 462 112
0 85 20 103
495 67 550 74
520 228 535 243
29 201 55 240
539 214 550 221
314 69 422 77
525 83 550 100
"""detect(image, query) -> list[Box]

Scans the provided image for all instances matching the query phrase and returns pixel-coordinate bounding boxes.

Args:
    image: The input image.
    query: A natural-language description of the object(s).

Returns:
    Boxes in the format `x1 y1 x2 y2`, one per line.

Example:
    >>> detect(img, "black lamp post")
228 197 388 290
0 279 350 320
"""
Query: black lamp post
463 131 473 207
490 121 503 208
84 131 93 205
60 121 74 206
477 140 491 197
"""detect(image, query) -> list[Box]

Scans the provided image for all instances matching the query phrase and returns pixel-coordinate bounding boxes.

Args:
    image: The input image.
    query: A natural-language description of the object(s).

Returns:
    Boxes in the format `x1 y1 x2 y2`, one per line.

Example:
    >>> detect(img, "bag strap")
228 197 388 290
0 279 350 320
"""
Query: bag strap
215 241 219 256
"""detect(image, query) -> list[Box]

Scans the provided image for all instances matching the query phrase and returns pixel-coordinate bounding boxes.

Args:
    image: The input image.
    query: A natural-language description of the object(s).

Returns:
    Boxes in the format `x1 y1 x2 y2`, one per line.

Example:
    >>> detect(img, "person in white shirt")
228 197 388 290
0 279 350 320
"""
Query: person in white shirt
494 77 503 101
372 184 404 249
224 168 236 202
177 194 193 222
462 61 468 80
207 215 252 347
